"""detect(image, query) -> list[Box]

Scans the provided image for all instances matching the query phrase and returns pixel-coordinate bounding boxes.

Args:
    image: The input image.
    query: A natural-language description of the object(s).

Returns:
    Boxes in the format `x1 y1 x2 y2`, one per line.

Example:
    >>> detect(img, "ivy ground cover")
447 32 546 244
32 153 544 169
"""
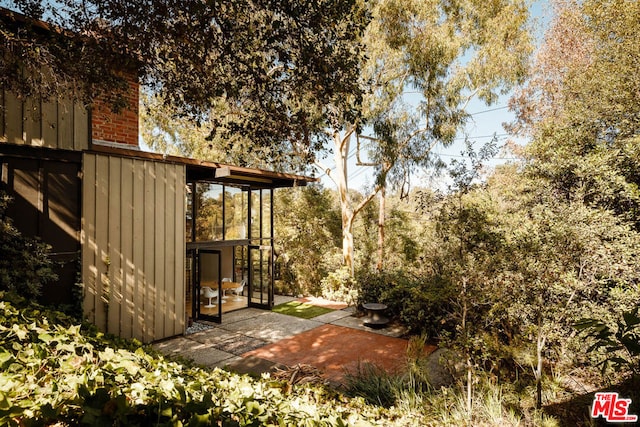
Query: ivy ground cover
0 295 397 426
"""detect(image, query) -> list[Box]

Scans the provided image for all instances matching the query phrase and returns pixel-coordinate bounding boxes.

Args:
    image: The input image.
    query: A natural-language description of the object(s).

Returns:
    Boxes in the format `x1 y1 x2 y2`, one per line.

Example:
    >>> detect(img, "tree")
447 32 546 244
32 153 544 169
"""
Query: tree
487 165 640 409
127 0 532 277
503 0 640 394
497 0 640 407
1 0 366 162
273 185 342 296
510 0 640 226
139 90 279 169
316 0 532 274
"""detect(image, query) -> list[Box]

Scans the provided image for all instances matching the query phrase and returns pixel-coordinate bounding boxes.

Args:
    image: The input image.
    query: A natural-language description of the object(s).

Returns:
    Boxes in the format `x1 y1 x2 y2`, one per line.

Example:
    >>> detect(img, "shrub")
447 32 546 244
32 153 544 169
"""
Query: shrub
575 308 640 377
0 192 57 299
343 362 399 408
356 270 455 337
0 295 393 426
321 266 358 306
342 336 541 426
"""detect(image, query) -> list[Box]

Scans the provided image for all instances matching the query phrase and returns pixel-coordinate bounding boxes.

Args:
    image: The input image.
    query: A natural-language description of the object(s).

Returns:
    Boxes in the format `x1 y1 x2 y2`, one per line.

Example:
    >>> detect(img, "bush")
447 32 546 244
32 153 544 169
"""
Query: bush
321 266 358 306
0 192 57 299
342 337 541 426
356 270 455 337
575 308 640 377
0 295 393 426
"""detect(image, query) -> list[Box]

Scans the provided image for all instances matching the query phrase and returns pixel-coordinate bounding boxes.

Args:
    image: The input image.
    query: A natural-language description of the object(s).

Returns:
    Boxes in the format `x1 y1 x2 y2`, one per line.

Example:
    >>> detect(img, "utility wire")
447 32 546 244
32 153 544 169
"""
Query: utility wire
454 132 510 141
469 106 509 115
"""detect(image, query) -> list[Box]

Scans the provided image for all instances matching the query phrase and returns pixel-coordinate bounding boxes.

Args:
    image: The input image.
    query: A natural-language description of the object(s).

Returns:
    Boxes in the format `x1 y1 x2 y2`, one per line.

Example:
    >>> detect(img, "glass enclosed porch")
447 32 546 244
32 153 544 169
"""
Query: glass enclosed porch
184 165 280 324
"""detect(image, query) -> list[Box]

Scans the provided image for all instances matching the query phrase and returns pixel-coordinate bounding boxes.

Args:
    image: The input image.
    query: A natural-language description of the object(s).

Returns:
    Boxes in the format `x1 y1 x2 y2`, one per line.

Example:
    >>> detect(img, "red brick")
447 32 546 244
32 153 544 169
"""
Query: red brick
91 74 139 147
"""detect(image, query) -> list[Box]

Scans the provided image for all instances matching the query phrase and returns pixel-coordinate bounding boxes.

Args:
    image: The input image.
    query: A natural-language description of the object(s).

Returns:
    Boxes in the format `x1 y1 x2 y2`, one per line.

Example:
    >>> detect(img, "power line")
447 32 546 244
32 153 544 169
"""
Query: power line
469 106 509 116
454 132 510 141
397 97 510 117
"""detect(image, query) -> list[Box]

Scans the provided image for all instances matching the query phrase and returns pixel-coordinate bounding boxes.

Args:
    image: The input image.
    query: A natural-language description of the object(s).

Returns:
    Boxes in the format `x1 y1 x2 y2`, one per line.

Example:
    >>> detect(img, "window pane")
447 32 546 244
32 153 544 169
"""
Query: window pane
195 182 223 241
261 189 272 240
251 189 261 239
224 186 247 240
235 245 248 282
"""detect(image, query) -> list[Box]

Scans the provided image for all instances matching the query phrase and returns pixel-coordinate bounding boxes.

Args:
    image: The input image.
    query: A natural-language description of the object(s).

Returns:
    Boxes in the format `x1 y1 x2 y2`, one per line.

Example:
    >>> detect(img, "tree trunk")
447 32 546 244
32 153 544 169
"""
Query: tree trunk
376 185 386 272
334 131 355 276
326 128 381 277
534 317 546 410
461 278 473 416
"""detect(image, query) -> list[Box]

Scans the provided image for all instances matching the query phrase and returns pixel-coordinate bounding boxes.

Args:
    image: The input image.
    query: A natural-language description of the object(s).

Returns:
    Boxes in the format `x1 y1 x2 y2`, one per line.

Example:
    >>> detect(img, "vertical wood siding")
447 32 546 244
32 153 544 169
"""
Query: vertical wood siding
1 90 89 150
82 153 185 342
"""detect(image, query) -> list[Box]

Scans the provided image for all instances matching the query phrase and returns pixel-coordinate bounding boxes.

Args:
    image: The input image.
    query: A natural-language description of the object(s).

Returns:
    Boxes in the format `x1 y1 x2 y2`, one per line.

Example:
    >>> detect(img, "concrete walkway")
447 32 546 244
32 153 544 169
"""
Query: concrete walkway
152 298 417 384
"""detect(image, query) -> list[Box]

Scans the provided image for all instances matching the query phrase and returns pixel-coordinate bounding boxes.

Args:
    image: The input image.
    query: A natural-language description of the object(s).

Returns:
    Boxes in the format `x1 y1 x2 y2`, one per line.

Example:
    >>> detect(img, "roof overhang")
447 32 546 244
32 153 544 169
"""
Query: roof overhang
89 144 316 189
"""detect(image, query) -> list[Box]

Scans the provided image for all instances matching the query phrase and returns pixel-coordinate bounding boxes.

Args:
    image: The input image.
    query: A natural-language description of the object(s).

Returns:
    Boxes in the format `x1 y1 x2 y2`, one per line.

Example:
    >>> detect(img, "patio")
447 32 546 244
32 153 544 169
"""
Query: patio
153 296 434 385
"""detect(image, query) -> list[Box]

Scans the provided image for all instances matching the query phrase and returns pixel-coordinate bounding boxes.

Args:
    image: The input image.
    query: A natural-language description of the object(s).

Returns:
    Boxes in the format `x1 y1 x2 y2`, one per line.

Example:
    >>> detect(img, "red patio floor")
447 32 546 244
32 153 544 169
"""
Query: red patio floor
242 323 436 384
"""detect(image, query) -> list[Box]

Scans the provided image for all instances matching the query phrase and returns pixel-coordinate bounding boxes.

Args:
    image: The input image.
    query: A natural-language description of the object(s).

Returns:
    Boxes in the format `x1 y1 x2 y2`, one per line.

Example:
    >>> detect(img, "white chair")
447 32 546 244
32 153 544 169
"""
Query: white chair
231 280 246 301
200 286 218 308
221 277 232 300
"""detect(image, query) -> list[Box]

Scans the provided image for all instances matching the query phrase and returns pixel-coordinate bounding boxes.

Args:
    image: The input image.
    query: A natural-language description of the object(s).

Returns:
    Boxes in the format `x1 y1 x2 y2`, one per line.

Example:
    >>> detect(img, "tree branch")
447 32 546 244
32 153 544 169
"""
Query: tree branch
353 185 381 219
312 161 337 187
355 133 381 166
337 124 357 153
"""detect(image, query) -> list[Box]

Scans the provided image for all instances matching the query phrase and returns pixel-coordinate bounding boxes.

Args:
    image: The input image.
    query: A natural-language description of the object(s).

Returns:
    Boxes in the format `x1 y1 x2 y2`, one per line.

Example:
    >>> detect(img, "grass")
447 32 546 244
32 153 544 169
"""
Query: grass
272 300 334 319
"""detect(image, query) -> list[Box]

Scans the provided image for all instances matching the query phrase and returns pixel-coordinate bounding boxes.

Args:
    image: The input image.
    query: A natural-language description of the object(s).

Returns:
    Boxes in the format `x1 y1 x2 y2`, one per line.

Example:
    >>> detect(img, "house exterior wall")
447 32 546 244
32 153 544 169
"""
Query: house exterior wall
0 89 90 150
82 152 186 342
1 75 139 150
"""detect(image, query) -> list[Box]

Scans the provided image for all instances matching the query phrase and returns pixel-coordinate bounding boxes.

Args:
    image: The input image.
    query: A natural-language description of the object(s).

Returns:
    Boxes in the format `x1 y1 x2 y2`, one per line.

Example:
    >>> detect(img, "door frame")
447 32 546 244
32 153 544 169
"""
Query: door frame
189 248 222 323
248 245 274 309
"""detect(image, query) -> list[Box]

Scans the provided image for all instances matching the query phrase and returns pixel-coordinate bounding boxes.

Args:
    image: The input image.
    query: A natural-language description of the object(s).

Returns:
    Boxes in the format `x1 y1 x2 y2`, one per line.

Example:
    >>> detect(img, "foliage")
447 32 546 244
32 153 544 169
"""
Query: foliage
320 267 358 306
342 339 550 426
140 89 296 170
501 0 640 406
321 0 533 273
376 157 640 411
343 362 401 409
343 337 432 411
575 308 640 377
361 0 532 185
0 193 57 300
0 294 398 426
274 185 342 296
354 270 453 338
3 0 367 164
510 0 640 227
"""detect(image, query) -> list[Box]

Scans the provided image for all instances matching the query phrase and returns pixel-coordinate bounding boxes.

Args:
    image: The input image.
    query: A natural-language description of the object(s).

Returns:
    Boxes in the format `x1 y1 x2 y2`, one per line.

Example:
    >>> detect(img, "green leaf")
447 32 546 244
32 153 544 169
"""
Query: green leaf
574 318 599 330
38 333 53 343
0 391 10 411
623 310 640 327
0 351 13 369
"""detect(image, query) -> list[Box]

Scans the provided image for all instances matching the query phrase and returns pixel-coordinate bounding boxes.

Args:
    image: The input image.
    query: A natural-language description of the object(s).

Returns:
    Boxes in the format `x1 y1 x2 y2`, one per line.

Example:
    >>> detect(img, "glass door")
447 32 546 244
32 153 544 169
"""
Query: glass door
197 249 222 322
249 245 273 308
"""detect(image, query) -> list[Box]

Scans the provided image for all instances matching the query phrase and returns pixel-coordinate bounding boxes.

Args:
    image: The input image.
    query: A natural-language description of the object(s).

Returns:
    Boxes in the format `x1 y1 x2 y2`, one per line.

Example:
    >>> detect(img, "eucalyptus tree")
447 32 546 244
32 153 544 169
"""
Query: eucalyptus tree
510 0 640 225
506 0 640 404
316 0 532 274
273 185 342 296
1 0 366 165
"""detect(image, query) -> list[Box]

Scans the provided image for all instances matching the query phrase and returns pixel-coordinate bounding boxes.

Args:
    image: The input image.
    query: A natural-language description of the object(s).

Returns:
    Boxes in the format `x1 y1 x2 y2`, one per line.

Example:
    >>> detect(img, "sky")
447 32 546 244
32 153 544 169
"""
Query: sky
318 0 554 193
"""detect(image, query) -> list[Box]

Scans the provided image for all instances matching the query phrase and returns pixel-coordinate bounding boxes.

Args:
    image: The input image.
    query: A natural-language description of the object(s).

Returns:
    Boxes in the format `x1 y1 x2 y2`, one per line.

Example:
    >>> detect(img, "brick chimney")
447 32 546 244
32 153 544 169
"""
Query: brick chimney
91 75 139 148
